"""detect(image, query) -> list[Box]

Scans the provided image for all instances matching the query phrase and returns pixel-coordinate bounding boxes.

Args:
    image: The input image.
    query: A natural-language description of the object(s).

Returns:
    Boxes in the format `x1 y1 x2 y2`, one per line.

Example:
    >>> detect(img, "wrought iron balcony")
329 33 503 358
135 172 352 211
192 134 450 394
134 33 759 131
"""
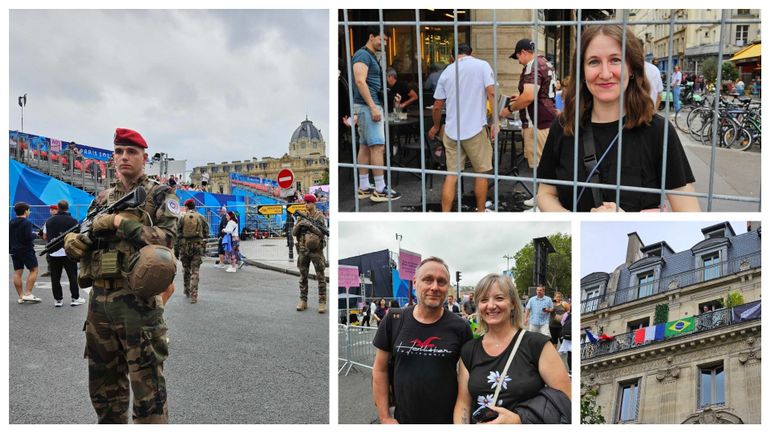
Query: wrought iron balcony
581 300 761 360
581 252 760 313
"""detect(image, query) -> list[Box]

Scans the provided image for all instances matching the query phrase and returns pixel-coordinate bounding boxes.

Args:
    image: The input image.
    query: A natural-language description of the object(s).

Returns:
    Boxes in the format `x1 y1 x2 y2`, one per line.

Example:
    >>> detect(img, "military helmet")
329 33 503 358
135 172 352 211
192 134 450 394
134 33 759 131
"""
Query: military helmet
125 245 177 297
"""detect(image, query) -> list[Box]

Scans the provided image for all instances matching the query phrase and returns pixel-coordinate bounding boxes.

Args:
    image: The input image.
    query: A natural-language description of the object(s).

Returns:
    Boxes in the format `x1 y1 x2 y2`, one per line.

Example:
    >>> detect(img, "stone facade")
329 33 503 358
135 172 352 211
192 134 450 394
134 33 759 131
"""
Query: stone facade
581 222 761 424
190 118 328 195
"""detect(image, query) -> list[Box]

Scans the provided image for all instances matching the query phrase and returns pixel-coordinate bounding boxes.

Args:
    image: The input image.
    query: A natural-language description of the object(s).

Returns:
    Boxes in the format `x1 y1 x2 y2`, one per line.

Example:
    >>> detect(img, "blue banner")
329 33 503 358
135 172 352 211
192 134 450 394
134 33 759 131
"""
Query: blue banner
10 130 113 161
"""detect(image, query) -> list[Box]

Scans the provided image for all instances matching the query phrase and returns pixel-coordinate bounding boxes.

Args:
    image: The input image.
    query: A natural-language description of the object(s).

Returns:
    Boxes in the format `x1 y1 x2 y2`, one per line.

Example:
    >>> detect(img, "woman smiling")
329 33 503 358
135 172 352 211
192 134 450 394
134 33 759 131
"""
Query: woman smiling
537 25 700 212
453 274 571 423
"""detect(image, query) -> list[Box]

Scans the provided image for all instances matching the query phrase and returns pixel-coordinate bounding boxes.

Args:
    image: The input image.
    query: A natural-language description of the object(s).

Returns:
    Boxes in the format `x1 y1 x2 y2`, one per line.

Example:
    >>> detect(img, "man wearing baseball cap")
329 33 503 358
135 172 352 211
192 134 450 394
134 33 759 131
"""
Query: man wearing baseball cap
293 194 327 313
176 198 209 303
64 127 180 423
502 38 557 207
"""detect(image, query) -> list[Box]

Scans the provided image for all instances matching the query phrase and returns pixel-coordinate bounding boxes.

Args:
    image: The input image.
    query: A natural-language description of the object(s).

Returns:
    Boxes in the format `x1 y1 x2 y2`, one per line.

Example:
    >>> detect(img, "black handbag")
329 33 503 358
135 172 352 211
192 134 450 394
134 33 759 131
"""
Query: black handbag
513 386 572 424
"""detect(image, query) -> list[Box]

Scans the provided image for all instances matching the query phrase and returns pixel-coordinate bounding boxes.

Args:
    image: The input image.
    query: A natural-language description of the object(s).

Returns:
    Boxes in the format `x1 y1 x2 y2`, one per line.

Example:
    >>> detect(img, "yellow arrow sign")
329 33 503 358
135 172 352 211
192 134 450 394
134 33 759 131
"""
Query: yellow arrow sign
257 205 283 215
287 204 307 214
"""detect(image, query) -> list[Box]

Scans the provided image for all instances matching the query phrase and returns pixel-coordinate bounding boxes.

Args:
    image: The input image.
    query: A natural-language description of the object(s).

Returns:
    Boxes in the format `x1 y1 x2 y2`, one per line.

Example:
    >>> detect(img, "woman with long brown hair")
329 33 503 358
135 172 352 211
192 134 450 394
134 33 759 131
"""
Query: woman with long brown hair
537 25 700 212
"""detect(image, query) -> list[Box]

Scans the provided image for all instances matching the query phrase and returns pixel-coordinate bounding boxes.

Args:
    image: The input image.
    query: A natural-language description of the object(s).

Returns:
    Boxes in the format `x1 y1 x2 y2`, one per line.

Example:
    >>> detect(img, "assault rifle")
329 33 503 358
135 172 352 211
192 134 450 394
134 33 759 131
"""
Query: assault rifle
294 210 329 237
39 187 147 256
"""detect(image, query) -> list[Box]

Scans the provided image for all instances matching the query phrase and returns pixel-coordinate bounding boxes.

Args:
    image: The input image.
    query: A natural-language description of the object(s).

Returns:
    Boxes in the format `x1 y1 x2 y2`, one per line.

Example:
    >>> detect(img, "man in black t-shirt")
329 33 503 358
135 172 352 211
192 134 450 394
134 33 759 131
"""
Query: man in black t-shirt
372 256 472 424
386 68 418 113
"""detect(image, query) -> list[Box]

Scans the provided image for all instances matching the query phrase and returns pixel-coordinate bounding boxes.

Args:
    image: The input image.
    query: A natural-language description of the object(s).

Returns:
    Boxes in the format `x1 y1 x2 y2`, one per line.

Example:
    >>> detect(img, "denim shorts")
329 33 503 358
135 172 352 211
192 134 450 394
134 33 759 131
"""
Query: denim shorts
353 103 385 146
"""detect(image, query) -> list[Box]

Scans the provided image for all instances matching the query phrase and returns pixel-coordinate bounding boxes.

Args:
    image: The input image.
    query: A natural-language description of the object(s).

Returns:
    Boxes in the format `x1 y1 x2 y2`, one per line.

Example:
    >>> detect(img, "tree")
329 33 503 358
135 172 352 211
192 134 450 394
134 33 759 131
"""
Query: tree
581 388 606 424
318 169 329 185
702 57 739 85
511 232 572 298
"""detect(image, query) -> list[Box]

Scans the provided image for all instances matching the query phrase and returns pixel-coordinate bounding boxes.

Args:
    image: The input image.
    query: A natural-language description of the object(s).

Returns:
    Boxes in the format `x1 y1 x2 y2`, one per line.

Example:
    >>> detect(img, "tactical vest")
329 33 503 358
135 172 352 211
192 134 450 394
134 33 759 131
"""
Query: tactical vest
80 176 174 287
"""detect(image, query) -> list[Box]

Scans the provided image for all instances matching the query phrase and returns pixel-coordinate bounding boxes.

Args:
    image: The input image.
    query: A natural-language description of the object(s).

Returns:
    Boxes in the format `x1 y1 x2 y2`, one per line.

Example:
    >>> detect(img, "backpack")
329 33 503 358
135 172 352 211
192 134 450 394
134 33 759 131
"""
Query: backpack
182 212 201 238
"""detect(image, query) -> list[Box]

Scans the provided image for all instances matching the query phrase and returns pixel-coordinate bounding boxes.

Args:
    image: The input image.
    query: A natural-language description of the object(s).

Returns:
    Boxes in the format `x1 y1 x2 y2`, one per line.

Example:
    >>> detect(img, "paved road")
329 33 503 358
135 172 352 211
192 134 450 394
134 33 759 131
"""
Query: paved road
338 114 761 212
9 254 328 424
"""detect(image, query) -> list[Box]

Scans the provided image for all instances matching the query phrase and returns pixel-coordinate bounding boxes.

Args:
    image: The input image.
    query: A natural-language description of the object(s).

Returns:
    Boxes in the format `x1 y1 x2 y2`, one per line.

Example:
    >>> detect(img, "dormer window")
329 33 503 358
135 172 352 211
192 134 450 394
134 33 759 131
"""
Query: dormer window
638 271 655 298
703 252 721 280
646 248 661 257
706 229 725 239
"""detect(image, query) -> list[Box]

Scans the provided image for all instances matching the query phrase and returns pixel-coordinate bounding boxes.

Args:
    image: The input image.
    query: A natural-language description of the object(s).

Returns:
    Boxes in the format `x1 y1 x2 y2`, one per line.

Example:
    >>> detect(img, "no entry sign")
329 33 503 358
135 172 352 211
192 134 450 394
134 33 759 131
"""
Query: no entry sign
277 168 294 189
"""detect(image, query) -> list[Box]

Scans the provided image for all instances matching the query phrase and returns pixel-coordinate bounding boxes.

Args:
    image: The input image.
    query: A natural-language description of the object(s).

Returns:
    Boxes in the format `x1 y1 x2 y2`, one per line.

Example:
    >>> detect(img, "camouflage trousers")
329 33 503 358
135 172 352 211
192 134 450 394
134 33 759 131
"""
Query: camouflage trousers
179 242 204 299
84 286 168 423
297 250 327 302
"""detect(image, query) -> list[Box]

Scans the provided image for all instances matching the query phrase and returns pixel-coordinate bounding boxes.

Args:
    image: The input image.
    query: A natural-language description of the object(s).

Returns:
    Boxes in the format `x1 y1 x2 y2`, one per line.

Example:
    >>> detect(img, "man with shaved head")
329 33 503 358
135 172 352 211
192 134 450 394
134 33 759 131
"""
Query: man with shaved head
372 256 472 423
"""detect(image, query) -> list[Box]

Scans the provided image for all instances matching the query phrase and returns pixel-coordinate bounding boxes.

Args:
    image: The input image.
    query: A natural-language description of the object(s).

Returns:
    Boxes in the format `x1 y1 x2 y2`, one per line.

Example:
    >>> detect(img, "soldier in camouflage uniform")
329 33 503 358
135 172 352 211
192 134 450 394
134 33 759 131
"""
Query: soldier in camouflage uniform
64 128 179 423
293 194 327 313
176 199 209 303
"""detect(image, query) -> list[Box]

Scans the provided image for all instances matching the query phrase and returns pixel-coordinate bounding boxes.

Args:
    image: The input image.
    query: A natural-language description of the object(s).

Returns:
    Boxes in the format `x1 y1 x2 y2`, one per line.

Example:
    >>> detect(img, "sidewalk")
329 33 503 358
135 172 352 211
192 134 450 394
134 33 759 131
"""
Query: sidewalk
677 129 761 212
237 238 328 280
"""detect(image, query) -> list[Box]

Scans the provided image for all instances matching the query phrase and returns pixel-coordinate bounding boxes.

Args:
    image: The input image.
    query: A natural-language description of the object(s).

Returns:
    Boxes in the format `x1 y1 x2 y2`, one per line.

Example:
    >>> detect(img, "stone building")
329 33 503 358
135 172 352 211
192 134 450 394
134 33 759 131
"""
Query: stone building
580 222 761 424
191 117 328 195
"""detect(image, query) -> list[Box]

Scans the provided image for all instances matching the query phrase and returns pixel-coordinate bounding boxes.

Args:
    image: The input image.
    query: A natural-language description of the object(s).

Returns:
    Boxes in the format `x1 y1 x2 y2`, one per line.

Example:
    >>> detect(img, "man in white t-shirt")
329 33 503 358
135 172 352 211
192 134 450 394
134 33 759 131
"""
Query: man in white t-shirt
644 61 664 109
670 65 682 112
428 43 496 212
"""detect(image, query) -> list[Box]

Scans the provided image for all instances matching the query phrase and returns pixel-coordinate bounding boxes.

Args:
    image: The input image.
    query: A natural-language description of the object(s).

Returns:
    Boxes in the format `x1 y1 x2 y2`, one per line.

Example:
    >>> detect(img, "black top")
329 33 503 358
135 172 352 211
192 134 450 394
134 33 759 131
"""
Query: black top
44 212 78 244
387 79 415 112
538 115 695 212
9 217 37 254
461 329 550 416
373 306 472 424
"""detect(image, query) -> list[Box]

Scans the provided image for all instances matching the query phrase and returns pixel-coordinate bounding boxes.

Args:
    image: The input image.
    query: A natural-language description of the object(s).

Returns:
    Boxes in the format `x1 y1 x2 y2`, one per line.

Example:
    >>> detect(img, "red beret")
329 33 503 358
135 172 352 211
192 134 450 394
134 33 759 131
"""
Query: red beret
114 128 148 148
49 205 58 210
184 199 195 207
303 194 316 203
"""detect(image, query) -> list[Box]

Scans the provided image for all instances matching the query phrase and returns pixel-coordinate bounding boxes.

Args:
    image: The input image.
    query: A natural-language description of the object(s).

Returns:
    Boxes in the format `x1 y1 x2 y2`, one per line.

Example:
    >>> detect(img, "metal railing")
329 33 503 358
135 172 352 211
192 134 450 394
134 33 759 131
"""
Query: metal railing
338 9 762 212
581 299 761 360
339 324 379 375
582 251 760 312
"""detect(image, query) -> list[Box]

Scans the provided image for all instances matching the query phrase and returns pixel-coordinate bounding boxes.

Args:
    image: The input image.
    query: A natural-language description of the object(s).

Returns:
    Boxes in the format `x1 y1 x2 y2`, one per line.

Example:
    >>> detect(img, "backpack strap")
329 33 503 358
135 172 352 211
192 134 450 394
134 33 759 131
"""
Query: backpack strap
581 123 603 208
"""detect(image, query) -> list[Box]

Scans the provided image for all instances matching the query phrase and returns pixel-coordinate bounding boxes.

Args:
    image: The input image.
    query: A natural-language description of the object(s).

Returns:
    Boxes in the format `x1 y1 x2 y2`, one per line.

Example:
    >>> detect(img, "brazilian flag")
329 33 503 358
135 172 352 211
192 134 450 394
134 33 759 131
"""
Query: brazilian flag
664 316 695 338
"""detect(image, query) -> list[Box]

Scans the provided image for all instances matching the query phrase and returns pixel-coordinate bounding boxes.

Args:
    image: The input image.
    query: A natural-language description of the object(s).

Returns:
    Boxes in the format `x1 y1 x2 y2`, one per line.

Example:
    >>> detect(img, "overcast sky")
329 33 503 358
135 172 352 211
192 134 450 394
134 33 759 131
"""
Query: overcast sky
9 9 329 170
581 221 750 276
339 221 571 287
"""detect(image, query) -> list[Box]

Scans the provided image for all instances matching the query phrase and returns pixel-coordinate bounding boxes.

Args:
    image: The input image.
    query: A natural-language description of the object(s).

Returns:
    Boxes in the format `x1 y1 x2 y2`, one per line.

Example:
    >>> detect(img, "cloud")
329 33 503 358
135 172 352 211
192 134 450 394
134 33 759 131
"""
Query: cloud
9 9 329 170
339 221 571 287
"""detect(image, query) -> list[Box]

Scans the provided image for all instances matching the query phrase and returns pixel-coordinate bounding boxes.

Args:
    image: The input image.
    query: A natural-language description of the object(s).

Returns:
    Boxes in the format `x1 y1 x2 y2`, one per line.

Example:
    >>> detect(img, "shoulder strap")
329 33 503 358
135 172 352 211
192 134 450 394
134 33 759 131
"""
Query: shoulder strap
493 330 527 404
387 307 405 350
581 123 603 208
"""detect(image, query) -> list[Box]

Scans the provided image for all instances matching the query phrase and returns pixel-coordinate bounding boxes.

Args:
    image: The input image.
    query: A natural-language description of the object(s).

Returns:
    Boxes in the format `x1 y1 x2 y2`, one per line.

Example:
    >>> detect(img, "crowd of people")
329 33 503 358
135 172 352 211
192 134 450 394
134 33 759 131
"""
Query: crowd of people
344 24 708 212
369 256 572 424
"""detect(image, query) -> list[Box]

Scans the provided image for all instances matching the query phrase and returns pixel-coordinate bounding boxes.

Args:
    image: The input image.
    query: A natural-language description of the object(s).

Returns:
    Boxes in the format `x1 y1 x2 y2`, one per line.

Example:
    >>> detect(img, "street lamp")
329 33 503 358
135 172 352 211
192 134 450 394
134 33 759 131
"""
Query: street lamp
503 254 514 273
18 93 27 133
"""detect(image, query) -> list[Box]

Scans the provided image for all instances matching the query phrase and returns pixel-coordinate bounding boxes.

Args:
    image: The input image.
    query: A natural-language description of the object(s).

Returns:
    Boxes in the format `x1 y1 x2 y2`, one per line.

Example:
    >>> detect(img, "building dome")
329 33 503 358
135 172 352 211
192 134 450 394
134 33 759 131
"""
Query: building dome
290 117 323 143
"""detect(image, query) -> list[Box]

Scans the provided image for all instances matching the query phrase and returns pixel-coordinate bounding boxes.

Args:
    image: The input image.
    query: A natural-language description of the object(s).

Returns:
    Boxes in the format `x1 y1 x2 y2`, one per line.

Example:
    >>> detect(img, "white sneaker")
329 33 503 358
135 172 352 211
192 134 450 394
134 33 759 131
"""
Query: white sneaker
225 267 236 273
22 294 42 303
70 298 86 306
523 197 535 207
54 300 63 308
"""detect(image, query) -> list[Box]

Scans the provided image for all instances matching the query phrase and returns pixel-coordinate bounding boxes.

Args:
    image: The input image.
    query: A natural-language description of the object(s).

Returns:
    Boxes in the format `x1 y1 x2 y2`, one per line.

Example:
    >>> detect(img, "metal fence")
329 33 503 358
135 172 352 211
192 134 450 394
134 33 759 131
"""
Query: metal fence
339 324 379 375
339 9 761 212
582 251 760 313
581 299 761 360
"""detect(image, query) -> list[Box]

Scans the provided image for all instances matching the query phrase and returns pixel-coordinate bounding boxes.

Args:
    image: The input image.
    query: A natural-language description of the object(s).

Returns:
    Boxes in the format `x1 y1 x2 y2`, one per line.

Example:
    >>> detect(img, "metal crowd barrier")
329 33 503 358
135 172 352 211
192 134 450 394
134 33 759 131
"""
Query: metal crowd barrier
339 324 379 375
339 9 762 212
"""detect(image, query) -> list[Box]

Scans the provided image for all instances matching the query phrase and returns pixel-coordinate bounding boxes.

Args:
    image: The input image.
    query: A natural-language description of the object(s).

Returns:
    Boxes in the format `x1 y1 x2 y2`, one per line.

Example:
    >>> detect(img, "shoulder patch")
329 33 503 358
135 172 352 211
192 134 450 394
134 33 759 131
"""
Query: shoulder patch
167 199 181 215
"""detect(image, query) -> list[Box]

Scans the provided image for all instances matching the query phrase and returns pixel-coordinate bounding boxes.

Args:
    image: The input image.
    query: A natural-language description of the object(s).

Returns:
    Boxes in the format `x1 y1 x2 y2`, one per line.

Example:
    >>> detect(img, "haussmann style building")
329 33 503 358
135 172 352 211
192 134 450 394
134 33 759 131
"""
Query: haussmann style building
580 221 761 424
